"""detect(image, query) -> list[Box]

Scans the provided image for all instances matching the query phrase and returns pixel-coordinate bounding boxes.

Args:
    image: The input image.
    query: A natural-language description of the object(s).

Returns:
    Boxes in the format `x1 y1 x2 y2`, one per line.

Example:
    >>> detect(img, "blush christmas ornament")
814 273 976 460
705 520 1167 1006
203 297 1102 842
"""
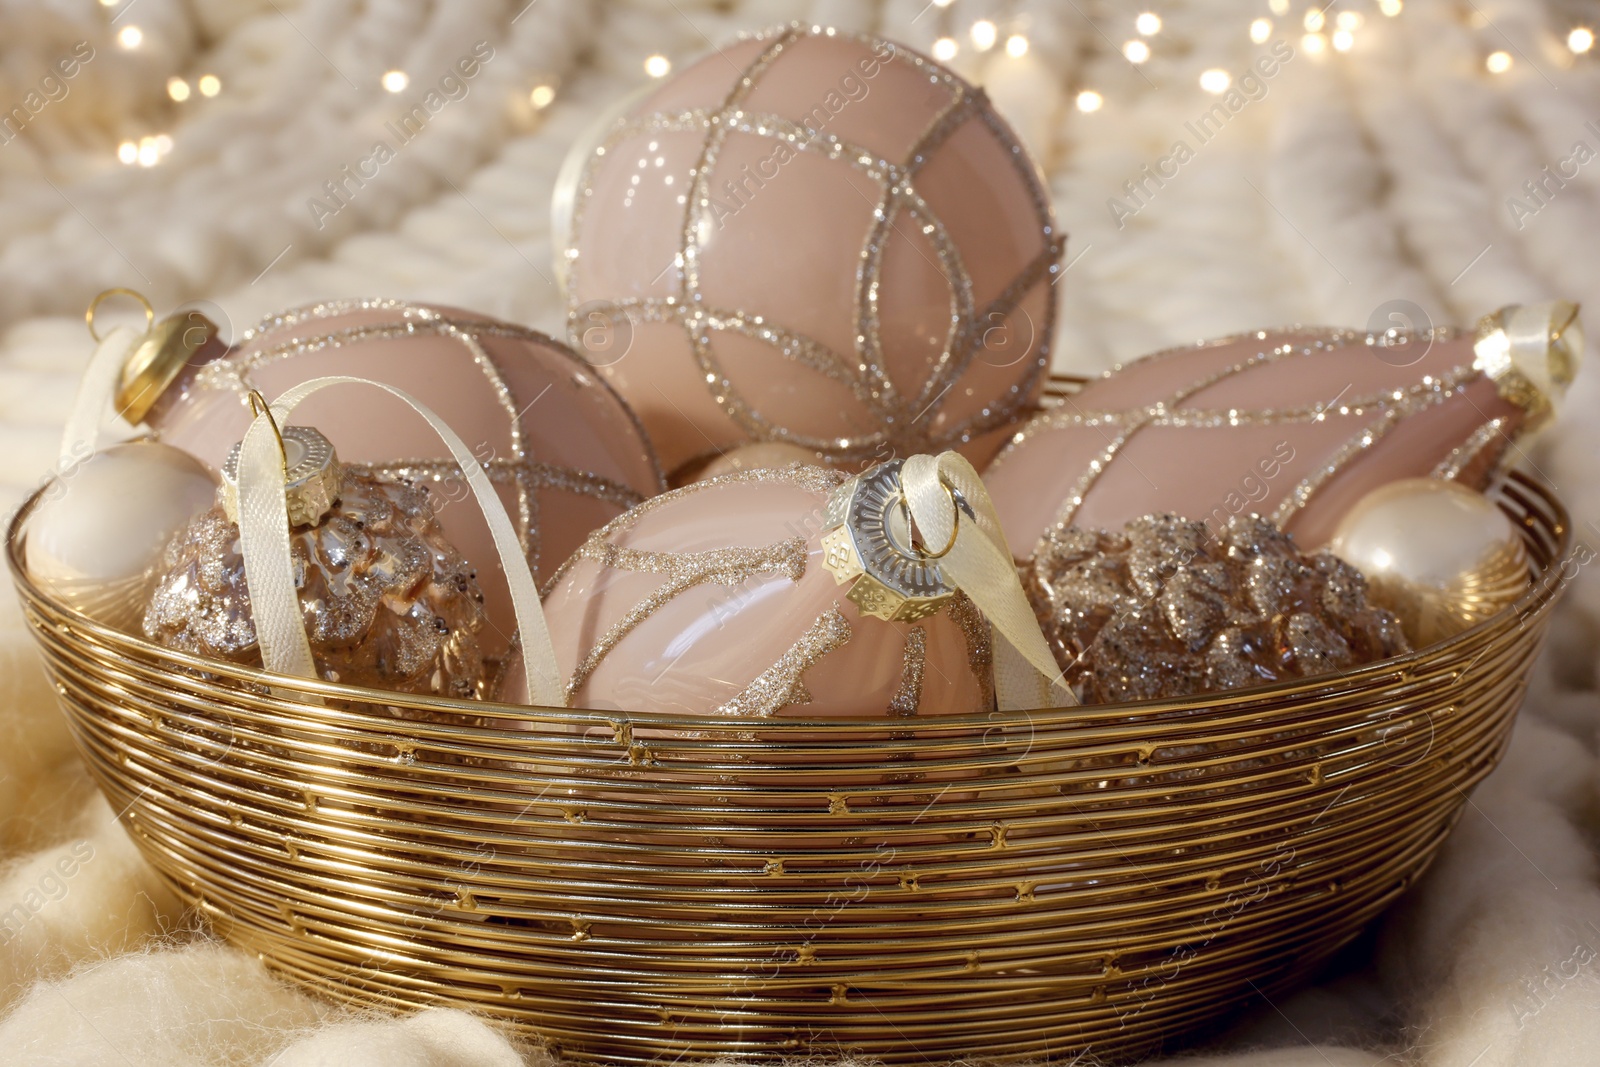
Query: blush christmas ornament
144 422 492 699
986 302 1581 558
561 24 1062 476
530 464 993 717
83 294 664 658
22 442 216 631
1328 478 1529 647
520 453 1071 716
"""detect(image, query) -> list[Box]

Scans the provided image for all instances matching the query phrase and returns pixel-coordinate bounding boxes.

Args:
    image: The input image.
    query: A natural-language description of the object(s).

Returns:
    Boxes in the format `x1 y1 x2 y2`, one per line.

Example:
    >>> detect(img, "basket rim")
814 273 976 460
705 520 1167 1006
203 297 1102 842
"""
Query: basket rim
7 464 1569 732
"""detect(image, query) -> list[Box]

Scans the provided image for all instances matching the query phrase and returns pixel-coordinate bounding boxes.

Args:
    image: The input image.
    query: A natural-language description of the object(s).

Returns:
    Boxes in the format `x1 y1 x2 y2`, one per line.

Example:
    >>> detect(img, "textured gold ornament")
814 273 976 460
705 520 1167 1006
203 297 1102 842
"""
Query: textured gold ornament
1329 477 1530 647
821 460 958 623
145 464 491 699
1027 513 1410 704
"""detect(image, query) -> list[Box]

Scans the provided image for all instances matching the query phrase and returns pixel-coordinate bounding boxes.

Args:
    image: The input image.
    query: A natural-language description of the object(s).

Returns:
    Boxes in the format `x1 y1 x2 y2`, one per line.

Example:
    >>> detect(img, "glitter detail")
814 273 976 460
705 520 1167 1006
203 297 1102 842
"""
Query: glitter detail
143 469 490 699
1432 418 1510 482
990 324 1499 557
565 25 1062 464
564 539 809 702
715 607 853 717
368 459 645 516
1269 409 1401 527
1026 513 1409 703
239 297 451 342
548 464 848 562
946 591 995 712
192 301 665 577
888 626 927 717
553 467 843 702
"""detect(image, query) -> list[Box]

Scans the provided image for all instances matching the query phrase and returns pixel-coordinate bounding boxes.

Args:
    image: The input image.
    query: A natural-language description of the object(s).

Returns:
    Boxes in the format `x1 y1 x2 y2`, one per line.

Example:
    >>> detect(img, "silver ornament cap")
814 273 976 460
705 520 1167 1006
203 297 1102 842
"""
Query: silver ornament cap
820 458 958 623
220 424 342 528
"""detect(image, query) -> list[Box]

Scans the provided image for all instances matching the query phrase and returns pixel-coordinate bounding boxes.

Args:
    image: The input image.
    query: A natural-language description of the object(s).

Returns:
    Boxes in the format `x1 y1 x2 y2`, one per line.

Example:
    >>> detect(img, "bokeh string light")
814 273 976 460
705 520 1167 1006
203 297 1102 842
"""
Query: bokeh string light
118 133 174 168
108 1 1598 170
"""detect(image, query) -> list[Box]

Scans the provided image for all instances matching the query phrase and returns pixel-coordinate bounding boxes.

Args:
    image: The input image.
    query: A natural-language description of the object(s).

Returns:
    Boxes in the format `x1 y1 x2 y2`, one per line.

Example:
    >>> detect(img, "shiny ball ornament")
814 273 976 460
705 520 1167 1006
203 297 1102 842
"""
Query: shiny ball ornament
144 430 492 699
987 302 1580 559
1328 478 1528 647
23 441 216 632
1027 513 1409 704
562 25 1062 477
534 466 992 717
117 298 665 657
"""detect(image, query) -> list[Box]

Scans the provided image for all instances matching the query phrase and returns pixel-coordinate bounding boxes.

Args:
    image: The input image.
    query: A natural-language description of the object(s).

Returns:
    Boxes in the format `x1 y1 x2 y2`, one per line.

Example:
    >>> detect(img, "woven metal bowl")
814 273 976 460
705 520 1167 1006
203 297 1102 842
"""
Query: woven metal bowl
6 391 1571 1065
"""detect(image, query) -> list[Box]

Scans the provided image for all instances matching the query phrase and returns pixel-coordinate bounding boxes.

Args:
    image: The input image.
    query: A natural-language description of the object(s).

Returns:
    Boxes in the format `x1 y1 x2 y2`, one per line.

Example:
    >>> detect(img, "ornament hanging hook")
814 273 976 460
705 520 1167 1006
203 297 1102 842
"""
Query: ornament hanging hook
1553 302 1581 341
246 389 289 475
85 288 154 343
896 476 966 560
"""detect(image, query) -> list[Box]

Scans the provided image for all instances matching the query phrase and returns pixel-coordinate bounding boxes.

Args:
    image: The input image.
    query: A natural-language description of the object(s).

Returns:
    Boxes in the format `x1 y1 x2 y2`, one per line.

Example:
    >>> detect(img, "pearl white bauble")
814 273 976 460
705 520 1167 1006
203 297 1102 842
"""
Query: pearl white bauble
24 441 217 631
1328 478 1528 647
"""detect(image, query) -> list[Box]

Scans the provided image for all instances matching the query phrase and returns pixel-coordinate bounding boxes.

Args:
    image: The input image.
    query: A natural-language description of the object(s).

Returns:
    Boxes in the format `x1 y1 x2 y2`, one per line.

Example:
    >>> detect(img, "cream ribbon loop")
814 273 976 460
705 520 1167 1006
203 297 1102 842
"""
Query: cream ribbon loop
236 375 564 707
901 452 1076 710
60 325 140 469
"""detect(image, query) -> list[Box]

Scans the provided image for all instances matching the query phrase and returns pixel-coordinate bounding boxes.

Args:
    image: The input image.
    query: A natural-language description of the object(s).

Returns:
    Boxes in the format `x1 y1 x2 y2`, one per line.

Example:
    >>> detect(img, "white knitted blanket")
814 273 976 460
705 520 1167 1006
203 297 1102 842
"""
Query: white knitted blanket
3 1 1600 1064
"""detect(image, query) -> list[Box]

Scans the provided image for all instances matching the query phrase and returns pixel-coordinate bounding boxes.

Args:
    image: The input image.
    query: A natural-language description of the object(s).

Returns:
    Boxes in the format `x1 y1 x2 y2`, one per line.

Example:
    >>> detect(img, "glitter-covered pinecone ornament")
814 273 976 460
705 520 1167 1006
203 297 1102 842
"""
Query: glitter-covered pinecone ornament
143 426 491 699
1026 513 1409 704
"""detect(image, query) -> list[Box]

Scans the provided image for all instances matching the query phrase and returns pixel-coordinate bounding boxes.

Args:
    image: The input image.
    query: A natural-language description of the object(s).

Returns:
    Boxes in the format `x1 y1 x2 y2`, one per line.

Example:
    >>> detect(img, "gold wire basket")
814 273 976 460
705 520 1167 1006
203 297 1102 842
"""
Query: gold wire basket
6 386 1572 1064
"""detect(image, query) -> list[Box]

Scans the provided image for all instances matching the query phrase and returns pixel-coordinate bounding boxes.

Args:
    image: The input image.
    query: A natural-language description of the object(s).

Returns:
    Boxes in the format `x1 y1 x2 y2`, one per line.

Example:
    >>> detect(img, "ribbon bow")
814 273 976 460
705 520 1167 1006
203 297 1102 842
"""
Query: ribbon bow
901 452 1076 710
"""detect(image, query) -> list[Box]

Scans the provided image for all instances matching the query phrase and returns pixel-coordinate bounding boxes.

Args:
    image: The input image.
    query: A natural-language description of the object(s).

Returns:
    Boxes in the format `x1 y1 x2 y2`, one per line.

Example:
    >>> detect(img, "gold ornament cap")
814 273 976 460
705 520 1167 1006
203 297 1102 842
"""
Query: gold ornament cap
220 424 342 528
1471 301 1582 432
86 289 222 425
820 459 958 623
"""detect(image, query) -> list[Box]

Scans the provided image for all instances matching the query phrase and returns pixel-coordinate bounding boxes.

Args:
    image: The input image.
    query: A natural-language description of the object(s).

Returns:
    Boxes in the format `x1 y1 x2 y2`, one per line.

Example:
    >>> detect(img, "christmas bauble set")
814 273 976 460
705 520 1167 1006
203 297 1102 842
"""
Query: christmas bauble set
23 25 1576 721
9 24 1585 1063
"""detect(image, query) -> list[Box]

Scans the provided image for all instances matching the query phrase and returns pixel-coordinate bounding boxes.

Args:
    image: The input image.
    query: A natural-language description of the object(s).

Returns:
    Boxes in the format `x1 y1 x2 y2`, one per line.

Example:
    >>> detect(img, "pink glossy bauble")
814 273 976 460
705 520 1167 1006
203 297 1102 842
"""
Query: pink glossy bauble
563 25 1062 478
530 465 992 718
147 299 664 657
986 324 1540 560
